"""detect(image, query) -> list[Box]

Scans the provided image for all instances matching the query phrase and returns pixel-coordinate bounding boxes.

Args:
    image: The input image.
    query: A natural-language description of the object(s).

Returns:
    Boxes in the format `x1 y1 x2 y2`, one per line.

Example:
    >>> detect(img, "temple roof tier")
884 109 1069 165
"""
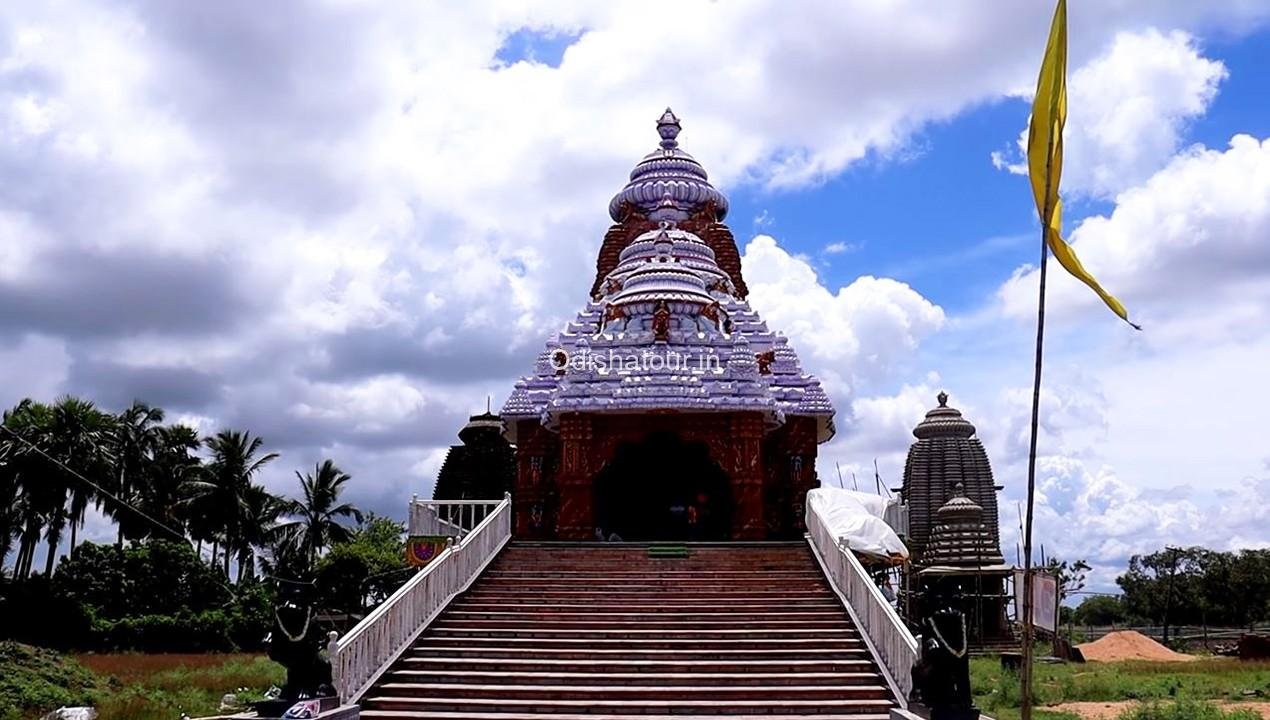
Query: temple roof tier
607 109 729 223
504 110 833 444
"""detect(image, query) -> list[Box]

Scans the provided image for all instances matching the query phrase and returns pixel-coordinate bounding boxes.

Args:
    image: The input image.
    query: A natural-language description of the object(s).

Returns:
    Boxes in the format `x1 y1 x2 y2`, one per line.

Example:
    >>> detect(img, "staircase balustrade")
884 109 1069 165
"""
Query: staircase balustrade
331 494 512 702
806 500 919 706
408 497 503 537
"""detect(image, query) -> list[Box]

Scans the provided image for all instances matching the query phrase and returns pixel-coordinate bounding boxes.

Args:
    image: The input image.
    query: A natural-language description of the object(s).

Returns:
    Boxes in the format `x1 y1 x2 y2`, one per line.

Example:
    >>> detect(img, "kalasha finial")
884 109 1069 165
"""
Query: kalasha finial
937 391 949 408
657 107 681 149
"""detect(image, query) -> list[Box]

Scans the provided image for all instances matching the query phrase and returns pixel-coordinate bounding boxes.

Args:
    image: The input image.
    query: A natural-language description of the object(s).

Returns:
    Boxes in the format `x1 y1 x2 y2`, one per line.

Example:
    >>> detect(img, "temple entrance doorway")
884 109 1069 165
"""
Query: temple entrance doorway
593 432 733 541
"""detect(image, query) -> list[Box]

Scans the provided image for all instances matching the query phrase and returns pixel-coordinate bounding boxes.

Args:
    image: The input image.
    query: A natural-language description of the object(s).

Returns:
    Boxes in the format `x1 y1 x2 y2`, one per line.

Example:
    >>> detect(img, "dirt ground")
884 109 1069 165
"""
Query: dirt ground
1077 630 1198 663
1049 701 1270 719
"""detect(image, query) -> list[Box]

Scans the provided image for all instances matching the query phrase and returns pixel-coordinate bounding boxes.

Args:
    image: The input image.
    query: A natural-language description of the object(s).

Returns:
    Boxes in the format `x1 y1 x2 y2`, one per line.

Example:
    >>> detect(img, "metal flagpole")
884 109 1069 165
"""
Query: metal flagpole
1020 178 1052 720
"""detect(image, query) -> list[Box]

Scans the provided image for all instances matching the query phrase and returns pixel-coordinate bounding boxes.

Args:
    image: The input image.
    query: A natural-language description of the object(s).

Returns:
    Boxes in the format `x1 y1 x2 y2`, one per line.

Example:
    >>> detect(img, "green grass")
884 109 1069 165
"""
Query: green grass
0 644 284 720
1115 700 1262 720
77 653 284 720
0 642 104 720
971 656 1270 717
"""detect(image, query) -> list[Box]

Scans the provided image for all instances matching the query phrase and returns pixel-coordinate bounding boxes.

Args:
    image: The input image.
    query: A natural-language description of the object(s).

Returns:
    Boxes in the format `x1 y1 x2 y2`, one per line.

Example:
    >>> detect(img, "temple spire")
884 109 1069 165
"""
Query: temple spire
657 107 681 149
608 107 729 222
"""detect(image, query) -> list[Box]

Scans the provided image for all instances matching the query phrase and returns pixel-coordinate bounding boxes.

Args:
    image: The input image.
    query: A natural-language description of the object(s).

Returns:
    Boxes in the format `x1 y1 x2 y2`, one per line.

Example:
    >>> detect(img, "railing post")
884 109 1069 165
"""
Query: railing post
326 630 341 699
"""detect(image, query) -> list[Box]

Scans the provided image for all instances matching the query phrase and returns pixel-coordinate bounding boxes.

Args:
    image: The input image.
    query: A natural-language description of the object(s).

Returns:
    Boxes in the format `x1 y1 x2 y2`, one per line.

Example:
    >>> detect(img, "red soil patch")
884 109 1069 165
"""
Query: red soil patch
1077 630 1198 663
73 653 263 682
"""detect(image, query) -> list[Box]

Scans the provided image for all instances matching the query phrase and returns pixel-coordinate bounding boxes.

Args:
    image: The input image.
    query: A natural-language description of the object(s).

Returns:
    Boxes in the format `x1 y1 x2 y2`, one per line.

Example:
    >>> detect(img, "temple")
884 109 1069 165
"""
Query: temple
899 392 1014 650
501 109 835 541
431 408 515 501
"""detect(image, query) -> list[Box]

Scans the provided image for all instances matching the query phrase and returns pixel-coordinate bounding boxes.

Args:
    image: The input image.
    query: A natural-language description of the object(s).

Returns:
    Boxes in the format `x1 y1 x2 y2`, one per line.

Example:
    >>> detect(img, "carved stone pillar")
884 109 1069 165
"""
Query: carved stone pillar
555 413 595 540
730 412 766 540
787 417 819 535
513 421 551 538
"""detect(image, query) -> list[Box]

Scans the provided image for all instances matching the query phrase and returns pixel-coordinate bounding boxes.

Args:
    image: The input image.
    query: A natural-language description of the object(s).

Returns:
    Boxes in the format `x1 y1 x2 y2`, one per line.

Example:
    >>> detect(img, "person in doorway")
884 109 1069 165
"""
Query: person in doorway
687 492 709 540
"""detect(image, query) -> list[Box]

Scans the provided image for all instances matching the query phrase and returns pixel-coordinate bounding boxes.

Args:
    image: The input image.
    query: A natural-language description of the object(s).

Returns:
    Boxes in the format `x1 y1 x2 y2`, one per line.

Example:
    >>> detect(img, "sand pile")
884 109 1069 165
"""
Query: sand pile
1076 630 1196 662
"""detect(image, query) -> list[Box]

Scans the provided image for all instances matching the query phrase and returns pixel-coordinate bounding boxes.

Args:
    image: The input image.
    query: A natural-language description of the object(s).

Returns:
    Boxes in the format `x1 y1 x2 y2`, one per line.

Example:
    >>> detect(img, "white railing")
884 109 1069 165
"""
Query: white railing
806 501 918 706
408 497 504 538
331 493 512 702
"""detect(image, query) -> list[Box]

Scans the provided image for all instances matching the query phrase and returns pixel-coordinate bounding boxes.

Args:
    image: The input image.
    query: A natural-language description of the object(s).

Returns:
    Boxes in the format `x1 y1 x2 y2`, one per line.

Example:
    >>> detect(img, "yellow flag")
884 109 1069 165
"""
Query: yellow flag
1027 0 1139 329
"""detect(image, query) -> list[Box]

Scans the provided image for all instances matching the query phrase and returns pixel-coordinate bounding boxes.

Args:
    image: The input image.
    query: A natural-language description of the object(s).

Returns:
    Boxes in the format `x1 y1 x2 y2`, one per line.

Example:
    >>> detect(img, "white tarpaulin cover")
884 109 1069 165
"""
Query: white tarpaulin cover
807 486 910 563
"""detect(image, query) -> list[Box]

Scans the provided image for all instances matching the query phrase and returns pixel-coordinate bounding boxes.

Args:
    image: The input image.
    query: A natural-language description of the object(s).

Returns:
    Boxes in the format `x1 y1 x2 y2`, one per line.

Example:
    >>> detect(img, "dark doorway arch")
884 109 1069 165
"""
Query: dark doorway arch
593 432 733 541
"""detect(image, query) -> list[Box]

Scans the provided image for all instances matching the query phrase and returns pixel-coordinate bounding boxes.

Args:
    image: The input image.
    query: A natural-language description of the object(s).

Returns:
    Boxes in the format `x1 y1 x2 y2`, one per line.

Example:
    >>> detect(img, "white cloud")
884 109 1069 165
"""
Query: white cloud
997 28 1227 198
823 241 858 255
999 134 1270 343
2 0 1269 535
742 235 945 393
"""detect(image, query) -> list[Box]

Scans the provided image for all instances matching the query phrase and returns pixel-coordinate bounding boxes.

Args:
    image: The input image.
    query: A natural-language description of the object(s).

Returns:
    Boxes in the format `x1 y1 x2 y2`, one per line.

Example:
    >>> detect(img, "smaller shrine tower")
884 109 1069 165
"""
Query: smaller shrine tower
899 393 1013 649
432 410 515 501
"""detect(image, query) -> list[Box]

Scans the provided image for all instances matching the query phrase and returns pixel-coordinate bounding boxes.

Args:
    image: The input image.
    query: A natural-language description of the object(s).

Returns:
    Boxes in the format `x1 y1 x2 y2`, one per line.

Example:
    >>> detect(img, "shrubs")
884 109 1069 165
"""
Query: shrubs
1117 700 1263 720
0 541 273 654
0 642 103 720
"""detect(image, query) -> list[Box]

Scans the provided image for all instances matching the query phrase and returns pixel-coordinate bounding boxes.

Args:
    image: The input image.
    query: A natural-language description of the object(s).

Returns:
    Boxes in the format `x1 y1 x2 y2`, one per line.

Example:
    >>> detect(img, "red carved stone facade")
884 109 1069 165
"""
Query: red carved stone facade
511 413 820 541
592 205 749 301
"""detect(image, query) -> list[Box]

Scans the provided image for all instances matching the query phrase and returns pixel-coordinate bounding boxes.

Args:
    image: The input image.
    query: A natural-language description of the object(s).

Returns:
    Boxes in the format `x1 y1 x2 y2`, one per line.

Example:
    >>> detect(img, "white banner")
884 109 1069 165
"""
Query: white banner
1014 569 1058 633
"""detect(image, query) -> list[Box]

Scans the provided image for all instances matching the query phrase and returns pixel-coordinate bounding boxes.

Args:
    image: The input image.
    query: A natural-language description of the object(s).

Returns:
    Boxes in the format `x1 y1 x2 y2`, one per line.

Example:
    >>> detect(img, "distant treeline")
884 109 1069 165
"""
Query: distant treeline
1 395 362 581
1073 546 1270 635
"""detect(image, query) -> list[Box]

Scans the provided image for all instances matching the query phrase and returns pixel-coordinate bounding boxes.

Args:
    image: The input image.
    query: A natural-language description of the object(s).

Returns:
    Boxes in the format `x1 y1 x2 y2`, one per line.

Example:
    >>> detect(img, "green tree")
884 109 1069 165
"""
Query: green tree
0 400 48 575
109 401 165 544
276 460 363 573
1045 557 1091 606
1118 546 1210 642
188 430 278 578
236 484 285 582
134 423 203 540
315 514 407 614
1073 595 1127 626
41 397 115 574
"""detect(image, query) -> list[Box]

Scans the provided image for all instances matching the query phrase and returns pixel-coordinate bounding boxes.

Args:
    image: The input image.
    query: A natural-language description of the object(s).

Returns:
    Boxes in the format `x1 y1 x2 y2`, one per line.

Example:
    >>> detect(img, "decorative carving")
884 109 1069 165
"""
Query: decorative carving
652 300 671 342
699 300 729 334
755 350 776 374
601 303 627 330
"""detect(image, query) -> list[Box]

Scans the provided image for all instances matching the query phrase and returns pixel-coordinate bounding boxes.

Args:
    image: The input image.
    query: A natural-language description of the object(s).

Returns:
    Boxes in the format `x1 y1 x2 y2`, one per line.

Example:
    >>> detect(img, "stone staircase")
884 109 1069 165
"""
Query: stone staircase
358 541 898 719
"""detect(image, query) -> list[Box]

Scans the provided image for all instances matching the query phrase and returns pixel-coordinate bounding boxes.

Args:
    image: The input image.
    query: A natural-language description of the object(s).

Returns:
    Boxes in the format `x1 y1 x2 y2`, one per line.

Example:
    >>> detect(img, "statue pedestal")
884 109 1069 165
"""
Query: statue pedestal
192 700 358 720
891 707 988 720
248 695 340 716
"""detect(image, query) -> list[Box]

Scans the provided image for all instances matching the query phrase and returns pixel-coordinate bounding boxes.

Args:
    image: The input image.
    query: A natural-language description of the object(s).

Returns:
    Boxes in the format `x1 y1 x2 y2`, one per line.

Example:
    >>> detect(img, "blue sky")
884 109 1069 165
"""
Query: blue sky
497 20 1270 314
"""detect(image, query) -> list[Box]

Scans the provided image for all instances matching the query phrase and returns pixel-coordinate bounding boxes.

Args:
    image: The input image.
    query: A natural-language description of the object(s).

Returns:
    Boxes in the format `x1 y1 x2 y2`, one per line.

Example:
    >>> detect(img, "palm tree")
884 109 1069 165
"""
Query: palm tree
137 423 203 539
3 400 52 579
276 459 363 572
0 400 45 574
109 401 165 544
189 430 278 578
46 398 114 574
236 484 284 582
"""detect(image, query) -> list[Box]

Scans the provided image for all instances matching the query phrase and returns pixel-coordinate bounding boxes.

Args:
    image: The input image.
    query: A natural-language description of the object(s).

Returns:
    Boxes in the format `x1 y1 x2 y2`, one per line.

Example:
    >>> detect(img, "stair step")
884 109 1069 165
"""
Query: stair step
429 627 857 640
373 682 890 700
470 581 829 590
411 647 871 661
363 696 896 714
359 543 897 715
484 570 822 577
362 714 892 720
441 612 848 622
416 637 863 655
384 670 884 687
431 617 848 627
449 601 844 613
